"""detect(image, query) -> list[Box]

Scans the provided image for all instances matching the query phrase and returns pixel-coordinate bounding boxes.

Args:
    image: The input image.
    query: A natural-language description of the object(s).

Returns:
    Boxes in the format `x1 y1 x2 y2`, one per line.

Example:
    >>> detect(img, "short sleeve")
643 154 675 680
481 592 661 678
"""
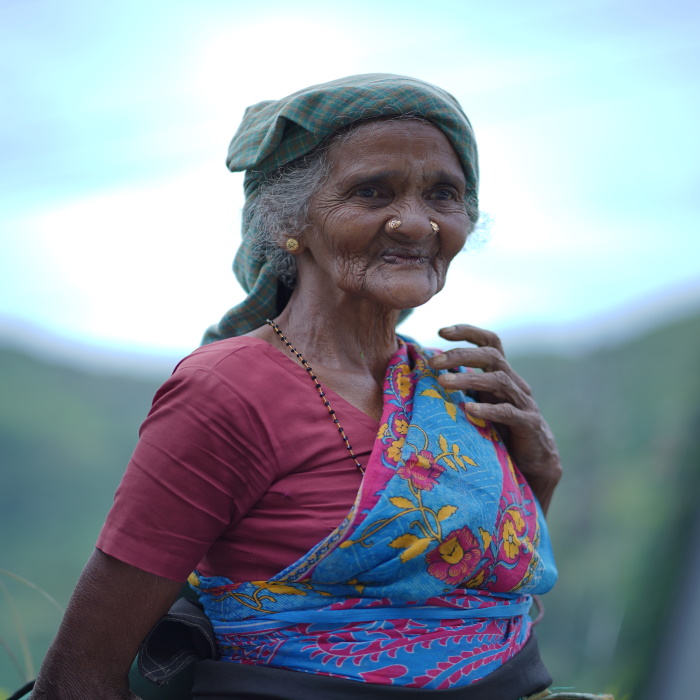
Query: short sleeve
97 360 277 581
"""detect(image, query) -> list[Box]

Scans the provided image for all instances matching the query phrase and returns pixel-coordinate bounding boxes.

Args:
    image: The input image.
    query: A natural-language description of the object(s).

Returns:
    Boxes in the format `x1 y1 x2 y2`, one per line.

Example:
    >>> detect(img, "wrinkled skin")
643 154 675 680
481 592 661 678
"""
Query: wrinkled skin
298 119 471 311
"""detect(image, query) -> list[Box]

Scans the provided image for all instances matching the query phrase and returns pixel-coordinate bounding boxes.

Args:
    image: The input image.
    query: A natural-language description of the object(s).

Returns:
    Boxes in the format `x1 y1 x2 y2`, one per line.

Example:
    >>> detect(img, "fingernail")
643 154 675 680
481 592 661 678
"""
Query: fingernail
442 373 455 383
432 355 446 367
468 402 479 413
441 326 457 334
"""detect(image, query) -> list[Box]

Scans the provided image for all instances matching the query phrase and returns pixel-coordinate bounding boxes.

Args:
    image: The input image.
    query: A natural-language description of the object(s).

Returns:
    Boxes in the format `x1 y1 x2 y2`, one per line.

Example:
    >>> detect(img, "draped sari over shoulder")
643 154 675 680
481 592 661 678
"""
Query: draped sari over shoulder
190 340 558 690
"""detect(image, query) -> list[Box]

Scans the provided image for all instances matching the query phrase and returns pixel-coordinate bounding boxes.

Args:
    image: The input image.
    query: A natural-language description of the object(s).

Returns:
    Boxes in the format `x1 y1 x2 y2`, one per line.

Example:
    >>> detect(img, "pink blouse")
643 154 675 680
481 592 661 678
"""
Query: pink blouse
97 337 378 582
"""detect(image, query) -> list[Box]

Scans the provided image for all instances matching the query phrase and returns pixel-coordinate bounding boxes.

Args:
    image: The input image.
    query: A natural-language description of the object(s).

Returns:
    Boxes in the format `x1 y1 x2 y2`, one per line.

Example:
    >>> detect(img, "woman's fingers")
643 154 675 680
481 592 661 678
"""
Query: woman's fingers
431 327 531 396
463 399 537 430
429 322 535 411
432 346 508 372
438 323 506 356
439 370 533 410
464 401 560 473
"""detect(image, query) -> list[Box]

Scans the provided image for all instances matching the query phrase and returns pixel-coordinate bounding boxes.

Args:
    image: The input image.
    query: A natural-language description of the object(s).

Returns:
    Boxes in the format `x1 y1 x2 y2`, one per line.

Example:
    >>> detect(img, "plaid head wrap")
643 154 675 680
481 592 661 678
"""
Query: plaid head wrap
202 73 479 343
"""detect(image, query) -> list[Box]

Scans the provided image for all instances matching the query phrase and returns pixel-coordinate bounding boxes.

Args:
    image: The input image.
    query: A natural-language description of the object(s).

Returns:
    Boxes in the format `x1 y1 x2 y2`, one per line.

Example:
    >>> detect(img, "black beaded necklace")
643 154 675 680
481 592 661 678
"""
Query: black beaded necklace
266 319 365 476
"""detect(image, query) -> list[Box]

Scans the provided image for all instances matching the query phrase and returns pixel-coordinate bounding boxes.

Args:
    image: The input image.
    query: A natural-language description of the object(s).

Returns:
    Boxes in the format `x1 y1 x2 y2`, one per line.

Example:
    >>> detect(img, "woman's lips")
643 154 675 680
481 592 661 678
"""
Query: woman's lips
380 249 431 265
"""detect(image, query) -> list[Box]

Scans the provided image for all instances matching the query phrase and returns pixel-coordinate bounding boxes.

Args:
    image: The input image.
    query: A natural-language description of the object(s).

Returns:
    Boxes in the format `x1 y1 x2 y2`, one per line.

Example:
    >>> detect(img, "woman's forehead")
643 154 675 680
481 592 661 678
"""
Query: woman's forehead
326 120 465 179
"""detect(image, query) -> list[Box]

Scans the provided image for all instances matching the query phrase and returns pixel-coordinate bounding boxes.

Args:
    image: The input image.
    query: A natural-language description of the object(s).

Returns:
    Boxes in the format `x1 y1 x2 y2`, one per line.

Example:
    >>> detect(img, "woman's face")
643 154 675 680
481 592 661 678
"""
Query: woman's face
299 120 471 311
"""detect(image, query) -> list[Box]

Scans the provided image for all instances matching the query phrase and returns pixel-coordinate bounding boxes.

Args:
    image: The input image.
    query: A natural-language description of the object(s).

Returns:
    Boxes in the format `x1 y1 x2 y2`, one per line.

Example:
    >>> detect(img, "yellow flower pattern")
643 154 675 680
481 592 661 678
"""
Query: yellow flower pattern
502 519 522 559
252 581 308 596
394 419 409 435
388 437 405 462
397 374 412 398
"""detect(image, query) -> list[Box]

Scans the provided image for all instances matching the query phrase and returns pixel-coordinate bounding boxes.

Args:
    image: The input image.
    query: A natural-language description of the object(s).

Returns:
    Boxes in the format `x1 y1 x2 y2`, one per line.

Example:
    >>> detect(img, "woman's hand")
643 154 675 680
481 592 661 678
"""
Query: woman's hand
428 324 562 513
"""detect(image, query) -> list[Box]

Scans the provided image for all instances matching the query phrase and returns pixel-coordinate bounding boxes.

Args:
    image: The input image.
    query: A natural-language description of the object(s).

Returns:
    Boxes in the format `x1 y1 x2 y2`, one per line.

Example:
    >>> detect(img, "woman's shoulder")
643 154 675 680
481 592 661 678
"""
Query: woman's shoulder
159 335 308 403
172 336 280 375
145 337 293 447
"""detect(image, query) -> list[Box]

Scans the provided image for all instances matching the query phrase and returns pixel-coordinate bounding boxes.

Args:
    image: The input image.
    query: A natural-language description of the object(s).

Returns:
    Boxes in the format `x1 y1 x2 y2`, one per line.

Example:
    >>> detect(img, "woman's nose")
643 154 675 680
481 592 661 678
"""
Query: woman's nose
388 205 437 240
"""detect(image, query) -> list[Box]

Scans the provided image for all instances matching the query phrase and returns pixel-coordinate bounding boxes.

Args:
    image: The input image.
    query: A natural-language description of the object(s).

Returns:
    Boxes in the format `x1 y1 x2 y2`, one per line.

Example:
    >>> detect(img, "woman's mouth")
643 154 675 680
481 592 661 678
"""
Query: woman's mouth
380 249 431 266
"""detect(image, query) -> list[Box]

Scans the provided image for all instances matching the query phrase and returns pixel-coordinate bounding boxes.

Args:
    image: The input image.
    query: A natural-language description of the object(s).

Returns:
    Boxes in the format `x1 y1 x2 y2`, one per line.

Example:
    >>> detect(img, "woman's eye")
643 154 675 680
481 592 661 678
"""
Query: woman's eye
354 186 380 198
430 188 456 201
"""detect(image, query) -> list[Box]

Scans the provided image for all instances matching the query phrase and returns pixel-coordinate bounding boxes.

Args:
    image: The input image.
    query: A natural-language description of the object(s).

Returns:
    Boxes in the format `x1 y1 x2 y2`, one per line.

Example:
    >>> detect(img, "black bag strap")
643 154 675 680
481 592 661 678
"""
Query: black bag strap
6 680 34 700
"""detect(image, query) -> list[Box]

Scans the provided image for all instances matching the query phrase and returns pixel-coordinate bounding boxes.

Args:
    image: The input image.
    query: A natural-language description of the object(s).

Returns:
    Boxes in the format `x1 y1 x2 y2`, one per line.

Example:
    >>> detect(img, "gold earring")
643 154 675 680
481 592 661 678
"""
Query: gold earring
285 238 299 252
430 221 440 233
388 219 402 230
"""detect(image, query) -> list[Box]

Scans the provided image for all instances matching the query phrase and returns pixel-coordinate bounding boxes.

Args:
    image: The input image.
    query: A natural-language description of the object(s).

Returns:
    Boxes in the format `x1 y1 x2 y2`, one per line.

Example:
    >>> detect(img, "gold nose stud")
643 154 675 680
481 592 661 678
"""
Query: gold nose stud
387 219 402 230
430 221 440 233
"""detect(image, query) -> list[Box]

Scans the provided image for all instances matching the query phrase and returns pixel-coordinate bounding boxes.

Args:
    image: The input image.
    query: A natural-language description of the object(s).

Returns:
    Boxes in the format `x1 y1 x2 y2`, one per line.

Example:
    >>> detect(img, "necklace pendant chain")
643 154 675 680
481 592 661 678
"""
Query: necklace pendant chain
266 319 365 476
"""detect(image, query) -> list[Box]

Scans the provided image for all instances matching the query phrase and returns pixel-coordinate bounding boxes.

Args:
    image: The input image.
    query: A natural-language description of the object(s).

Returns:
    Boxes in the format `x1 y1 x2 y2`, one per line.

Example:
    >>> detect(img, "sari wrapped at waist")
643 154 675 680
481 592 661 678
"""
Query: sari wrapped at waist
191 340 558 690
208 590 533 627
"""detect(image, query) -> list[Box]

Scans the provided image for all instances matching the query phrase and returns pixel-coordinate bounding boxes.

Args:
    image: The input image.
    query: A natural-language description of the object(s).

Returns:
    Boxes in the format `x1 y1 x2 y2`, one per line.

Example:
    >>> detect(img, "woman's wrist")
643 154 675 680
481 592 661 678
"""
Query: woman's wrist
523 456 562 515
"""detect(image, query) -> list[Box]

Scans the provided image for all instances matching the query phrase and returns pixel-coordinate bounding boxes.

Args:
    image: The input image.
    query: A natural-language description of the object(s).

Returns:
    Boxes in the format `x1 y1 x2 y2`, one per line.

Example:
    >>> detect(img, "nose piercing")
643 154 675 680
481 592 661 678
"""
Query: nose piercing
430 221 440 233
387 219 402 230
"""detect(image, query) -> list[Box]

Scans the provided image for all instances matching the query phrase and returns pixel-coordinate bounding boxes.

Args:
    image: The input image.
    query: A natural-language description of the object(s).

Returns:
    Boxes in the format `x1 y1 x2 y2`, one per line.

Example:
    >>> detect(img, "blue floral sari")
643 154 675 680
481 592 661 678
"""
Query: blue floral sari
190 340 558 689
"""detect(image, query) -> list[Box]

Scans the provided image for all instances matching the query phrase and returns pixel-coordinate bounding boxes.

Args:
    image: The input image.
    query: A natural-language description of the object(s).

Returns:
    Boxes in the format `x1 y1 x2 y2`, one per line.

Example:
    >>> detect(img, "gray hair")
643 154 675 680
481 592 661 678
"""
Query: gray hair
244 116 480 289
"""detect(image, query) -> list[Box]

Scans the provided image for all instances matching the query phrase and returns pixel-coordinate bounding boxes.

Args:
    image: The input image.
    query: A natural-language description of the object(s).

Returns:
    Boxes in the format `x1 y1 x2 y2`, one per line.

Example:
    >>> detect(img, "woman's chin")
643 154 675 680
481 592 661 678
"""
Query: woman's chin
333 267 445 312
376 276 442 311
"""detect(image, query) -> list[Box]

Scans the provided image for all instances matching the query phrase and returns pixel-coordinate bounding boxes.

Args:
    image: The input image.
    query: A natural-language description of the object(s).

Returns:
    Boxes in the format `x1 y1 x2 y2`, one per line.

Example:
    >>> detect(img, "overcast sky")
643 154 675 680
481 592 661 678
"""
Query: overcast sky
1 0 699 359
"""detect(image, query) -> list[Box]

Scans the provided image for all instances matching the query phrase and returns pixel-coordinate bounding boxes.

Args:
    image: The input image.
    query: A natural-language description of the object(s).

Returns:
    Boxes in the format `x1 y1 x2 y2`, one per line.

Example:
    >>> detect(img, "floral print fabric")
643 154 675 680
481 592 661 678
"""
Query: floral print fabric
191 340 558 688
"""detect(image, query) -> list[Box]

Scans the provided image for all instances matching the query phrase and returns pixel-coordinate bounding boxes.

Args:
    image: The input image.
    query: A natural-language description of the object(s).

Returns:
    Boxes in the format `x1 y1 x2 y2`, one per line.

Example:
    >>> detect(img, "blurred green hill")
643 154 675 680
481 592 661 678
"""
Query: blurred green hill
511 312 700 697
0 348 167 691
1 312 699 697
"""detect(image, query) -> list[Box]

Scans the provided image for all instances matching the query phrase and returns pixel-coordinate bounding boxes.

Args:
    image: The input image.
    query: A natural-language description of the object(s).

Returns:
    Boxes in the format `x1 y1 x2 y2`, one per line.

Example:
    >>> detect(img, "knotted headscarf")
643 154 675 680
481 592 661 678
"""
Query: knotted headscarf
202 73 479 344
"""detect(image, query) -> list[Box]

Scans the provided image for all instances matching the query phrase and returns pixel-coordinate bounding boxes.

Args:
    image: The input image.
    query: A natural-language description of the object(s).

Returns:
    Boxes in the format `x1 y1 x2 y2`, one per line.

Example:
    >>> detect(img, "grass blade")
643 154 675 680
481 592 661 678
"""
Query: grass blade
0 570 63 614
0 579 34 680
0 631 25 683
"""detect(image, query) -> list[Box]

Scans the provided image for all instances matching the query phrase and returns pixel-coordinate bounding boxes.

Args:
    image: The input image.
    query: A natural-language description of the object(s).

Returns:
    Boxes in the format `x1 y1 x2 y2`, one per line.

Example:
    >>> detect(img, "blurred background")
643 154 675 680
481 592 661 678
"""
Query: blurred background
1 0 699 698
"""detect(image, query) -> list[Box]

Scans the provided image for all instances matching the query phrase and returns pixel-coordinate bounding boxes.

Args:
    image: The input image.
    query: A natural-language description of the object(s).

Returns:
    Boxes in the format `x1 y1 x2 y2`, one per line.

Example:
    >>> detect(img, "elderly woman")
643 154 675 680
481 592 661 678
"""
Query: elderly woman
32 74 572 700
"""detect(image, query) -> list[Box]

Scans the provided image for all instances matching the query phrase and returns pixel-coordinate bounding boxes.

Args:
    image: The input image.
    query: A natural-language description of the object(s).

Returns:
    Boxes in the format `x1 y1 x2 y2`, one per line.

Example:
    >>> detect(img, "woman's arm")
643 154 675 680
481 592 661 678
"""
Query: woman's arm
32 548 184 700
429 324 562 514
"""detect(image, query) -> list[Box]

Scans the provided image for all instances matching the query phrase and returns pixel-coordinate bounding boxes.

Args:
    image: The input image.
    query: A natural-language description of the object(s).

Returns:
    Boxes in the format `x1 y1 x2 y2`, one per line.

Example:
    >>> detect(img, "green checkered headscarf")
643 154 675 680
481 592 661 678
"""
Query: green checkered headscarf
202 73 479 344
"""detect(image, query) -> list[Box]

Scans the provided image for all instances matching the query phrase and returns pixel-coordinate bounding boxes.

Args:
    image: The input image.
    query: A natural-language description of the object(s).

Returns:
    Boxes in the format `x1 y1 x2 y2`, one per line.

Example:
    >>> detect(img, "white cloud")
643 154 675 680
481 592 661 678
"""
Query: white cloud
2 168 246 351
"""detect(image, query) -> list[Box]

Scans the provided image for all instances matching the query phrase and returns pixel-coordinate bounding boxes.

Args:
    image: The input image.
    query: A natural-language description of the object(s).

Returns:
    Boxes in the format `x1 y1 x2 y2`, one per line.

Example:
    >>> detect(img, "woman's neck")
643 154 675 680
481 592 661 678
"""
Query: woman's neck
271 286 402 385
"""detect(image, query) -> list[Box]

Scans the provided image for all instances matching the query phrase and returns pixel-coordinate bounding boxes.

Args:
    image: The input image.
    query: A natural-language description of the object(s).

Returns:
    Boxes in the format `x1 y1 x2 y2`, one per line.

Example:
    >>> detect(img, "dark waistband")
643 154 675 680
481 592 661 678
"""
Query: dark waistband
191 632 551 700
